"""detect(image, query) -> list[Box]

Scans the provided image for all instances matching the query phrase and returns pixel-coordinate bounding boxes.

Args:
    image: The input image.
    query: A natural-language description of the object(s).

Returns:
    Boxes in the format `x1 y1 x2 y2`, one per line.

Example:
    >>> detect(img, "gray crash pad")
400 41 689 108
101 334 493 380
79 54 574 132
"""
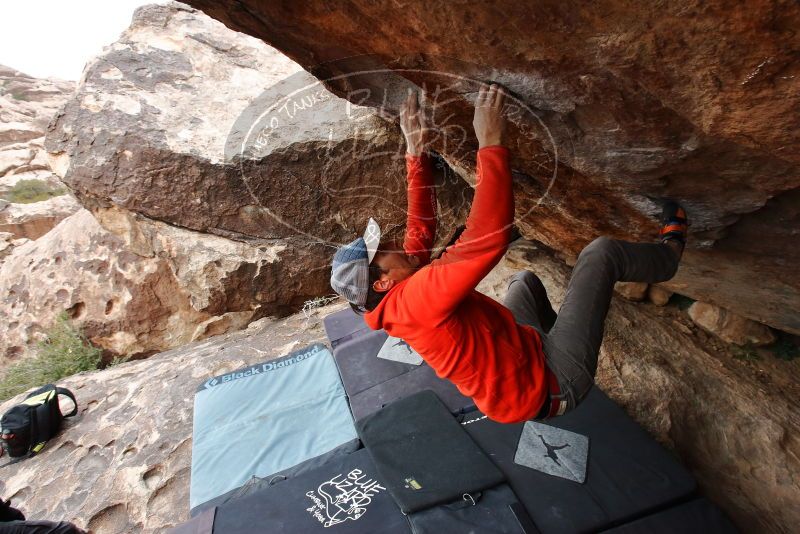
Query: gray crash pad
190 343 358 515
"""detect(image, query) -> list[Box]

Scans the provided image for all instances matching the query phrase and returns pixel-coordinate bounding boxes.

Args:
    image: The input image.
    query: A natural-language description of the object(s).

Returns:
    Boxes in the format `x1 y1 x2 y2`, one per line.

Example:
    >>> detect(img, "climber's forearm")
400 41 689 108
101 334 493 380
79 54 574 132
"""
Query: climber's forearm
403 152 437 265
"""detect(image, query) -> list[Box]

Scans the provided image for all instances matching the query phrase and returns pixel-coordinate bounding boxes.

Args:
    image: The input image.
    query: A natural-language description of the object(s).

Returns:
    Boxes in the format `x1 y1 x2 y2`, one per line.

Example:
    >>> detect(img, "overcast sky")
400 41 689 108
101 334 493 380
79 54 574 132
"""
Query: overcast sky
0 0 163 81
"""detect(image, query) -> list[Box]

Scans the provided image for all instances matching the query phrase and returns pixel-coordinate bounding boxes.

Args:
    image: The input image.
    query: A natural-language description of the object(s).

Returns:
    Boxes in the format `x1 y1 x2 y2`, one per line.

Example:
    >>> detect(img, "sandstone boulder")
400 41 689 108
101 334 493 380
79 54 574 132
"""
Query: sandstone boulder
0 66 77 242
44 3 471 328
0 66 73 183
2 244 795 533
688 301 776 346
184 0 800 335
0 64 74 136
0 147 32 177
0 209 284 364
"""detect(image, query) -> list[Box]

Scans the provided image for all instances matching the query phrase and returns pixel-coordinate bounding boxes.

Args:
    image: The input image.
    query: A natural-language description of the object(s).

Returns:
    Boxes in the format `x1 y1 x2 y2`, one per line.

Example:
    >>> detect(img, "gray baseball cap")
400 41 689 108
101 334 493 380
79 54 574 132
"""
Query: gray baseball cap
330 218 382 307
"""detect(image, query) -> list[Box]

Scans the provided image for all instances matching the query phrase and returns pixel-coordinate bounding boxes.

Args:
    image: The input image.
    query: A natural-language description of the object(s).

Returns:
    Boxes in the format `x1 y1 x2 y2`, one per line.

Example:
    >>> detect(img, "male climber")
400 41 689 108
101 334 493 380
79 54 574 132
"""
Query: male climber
330 84 688 423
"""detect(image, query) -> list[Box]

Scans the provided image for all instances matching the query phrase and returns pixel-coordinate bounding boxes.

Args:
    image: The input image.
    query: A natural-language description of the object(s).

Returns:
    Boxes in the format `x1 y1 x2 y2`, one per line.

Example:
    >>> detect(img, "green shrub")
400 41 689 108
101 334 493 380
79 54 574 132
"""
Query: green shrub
1 179 66 204
10 91 28 101
0 313 102 401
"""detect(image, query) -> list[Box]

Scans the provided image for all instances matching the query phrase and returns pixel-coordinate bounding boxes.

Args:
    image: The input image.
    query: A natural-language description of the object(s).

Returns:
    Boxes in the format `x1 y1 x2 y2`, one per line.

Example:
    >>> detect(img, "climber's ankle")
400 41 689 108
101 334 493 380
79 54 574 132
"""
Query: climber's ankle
659 201 688 261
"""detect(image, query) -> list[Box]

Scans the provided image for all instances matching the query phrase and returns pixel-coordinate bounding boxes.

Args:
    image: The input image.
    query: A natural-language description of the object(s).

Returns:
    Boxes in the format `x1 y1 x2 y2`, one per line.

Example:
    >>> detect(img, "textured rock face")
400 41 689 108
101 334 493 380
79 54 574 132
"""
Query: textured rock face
2 245 797 533
6 2 472 364
0 210 198 363
45 3 470 278
184 0 800 335
0 305 331 533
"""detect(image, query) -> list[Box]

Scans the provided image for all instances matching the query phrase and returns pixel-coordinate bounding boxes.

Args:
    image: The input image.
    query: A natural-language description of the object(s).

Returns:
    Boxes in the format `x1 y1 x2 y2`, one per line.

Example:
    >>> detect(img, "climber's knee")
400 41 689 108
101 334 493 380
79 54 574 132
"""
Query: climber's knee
578 236 621 264
583 235 614 254
508 270 542 290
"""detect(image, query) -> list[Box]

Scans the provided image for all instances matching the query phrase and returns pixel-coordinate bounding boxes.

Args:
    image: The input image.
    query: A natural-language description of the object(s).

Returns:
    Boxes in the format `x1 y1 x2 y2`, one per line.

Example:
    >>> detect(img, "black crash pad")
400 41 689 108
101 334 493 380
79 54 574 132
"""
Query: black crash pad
323 307 370 349
349 363 474 420
333 329 474 420
212 448 410 533
600 497 738 533
357 390 504 514
458 387 697 534
333 330 416 398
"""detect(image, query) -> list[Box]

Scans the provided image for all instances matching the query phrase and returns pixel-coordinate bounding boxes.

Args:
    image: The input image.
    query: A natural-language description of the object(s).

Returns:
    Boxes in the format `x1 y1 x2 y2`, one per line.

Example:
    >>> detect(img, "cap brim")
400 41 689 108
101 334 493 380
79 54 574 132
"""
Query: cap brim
363 217 381 263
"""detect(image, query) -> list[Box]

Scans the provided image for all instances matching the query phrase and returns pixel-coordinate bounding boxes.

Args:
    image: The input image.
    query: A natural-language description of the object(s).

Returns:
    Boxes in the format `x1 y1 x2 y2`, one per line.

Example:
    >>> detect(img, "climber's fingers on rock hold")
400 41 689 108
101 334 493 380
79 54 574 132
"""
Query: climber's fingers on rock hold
481 83 504 110
473 83 507 148
476 84 489 107
492 84 506 109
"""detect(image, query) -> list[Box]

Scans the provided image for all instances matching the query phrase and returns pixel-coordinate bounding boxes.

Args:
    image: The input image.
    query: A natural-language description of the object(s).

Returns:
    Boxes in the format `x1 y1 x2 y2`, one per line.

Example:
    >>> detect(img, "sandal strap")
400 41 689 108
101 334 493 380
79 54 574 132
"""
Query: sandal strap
660 202 688 244
660 223 687 236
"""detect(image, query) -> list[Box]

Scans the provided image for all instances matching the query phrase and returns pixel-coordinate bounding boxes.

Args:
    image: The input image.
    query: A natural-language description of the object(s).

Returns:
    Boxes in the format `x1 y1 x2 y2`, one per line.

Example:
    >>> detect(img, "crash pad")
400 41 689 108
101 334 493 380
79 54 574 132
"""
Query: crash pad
189 343 358 515
459 387 697 533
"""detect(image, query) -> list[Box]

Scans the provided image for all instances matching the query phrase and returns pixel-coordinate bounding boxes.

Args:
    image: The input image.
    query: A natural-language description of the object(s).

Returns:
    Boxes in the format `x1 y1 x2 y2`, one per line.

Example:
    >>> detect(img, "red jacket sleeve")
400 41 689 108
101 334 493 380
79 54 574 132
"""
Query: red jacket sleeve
401 145 513 324
403 152 437 265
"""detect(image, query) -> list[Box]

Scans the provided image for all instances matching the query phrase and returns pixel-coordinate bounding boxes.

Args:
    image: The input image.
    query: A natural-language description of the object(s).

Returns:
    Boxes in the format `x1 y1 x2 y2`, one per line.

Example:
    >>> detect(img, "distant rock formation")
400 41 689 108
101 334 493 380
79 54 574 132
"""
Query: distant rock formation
0 65 79 238
0 195 81 240
0 64 72 146
184 0 800 336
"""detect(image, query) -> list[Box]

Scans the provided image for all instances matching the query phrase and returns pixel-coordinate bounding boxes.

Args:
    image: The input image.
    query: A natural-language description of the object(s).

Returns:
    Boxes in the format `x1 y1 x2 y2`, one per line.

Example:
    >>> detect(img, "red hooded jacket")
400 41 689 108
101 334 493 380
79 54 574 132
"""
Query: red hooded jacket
364 146 547 423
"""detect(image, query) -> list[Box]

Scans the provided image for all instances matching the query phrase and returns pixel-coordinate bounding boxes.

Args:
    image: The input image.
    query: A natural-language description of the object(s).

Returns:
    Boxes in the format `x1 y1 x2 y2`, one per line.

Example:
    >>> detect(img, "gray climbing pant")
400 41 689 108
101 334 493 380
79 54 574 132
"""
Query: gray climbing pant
504 237 679 413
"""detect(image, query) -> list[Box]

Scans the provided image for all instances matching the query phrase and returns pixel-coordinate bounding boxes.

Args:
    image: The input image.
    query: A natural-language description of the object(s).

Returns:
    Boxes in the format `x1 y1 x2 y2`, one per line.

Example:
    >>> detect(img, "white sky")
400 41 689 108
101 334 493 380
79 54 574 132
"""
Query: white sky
0 0 164 81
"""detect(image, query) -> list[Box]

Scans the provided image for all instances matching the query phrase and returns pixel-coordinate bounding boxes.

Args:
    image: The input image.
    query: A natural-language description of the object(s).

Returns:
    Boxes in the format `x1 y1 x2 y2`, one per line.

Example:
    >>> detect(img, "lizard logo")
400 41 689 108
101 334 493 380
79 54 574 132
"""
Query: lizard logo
538 433 570 466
